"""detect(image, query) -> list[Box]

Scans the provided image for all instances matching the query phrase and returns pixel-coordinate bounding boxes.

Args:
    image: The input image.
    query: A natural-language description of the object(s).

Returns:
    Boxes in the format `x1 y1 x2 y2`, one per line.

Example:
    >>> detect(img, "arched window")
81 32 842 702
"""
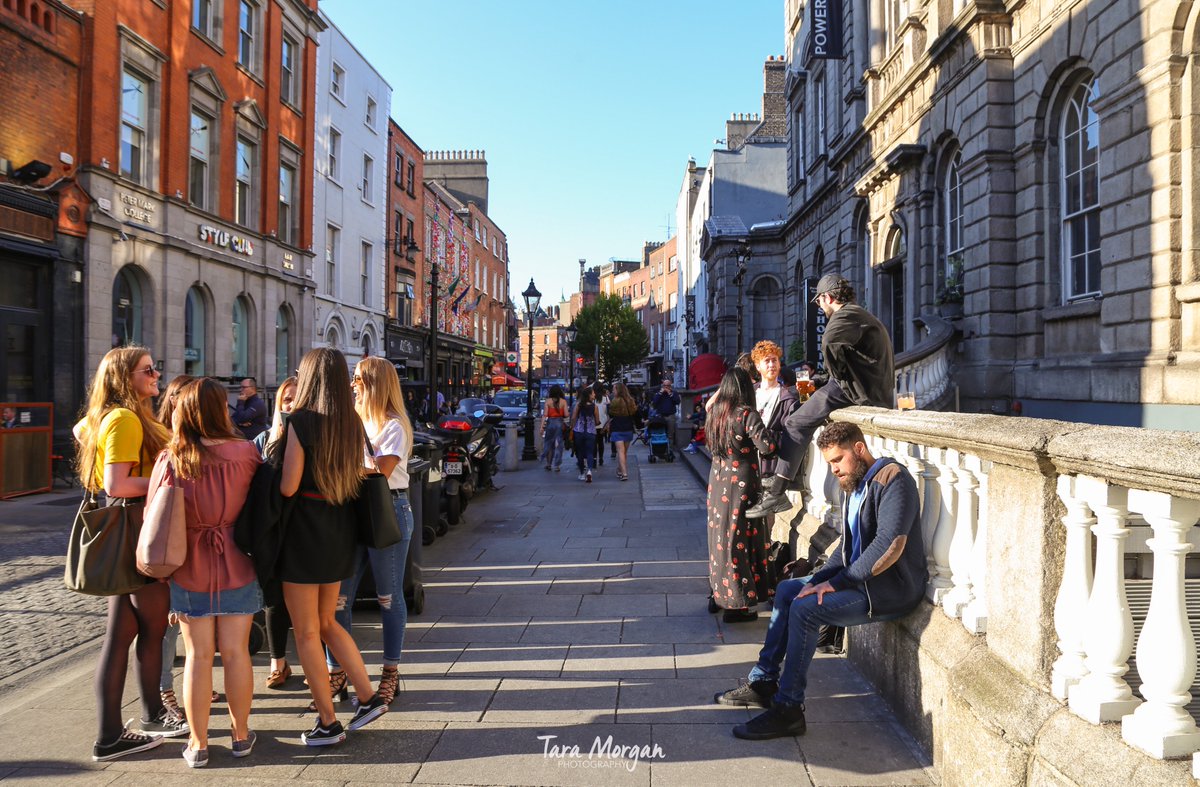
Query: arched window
886 226 906 261
1060 77 1101 300
748 276 783 346
274 305 291 384
881 227 907 353
944 151 964 278
362 333 373 358
326 322 342 350
185 286 207 376
232 296 250 377
111 267 142 347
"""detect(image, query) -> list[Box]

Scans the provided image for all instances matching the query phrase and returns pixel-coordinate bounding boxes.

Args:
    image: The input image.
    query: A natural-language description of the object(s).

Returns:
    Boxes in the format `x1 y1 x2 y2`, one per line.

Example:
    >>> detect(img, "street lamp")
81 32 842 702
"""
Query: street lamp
521 278 542 460
564 321 578 413
733 241 750 356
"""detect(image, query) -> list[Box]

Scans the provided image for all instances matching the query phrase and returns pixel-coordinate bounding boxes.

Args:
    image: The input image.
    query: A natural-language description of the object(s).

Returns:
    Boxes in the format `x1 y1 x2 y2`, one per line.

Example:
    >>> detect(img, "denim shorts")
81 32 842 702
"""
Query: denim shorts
170 579 263 617
609 431 634 444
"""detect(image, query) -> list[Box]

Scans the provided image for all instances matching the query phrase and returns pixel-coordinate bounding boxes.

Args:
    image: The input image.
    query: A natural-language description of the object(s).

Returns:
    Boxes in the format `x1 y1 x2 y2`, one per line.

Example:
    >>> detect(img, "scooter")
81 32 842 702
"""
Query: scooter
435 407 502 525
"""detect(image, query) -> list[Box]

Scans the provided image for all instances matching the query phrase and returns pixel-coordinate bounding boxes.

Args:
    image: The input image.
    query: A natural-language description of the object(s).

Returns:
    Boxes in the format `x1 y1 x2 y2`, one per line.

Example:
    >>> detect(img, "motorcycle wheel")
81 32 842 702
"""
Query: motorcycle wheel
436 515 450 536
446 495 461 525
406 585 426 615
422 525 436 546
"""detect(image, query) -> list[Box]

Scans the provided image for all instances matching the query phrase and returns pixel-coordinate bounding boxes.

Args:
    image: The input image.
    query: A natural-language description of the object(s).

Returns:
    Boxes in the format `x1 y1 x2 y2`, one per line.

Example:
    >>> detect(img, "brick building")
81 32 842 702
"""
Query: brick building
73 0 322 388
0 0 86 429
384 118 426 381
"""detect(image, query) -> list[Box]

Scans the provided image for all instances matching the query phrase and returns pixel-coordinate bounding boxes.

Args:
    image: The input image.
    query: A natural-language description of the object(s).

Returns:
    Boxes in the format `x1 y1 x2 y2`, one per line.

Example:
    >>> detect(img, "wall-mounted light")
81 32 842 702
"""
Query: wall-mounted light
10 159 51 183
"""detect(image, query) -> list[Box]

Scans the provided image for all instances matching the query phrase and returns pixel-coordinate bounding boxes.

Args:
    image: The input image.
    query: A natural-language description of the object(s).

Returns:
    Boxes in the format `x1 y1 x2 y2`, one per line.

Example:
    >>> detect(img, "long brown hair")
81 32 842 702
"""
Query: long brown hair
76 345 167 491
156 374 195 430
167 378 243 480
608 382 636 417
291 348 364 504
355 357 412 459
708 368 756 457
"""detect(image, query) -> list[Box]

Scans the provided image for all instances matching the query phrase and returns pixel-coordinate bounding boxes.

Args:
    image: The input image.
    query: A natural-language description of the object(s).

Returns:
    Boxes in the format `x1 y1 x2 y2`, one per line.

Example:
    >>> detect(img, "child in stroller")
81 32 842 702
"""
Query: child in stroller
645 415 674 463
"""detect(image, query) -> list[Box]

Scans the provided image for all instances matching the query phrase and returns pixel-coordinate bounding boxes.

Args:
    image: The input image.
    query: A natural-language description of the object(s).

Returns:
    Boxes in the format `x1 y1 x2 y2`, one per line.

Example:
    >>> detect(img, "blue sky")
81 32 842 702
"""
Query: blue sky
322 0 784 307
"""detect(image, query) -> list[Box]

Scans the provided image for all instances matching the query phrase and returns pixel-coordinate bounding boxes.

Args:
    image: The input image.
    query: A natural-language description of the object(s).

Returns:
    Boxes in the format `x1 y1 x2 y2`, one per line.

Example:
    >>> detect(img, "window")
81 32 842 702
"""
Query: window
887 0 905 48
406 161 415 195
275 306 291 385
361 242 372 305
406 219 415 250
394 150 404 186
1061 78 1101 300
280 34 300 107
944 151 964 279
120 68 150 183
327 127 340 180
278 161 297 244
815 74 826 156
191 0 214 38
794 105 806 178
235 136 257 228
237 1 259 72
361 154 373 202
365 95 377 129
232 296 249 377
188 110 212 209
326 224 339 297
330 62 344 100
112 267 142 347
185 286 207 376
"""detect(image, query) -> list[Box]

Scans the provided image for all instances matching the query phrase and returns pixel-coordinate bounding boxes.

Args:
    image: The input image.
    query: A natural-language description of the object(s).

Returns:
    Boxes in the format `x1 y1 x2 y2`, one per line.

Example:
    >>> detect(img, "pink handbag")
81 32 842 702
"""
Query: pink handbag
137 465 187 578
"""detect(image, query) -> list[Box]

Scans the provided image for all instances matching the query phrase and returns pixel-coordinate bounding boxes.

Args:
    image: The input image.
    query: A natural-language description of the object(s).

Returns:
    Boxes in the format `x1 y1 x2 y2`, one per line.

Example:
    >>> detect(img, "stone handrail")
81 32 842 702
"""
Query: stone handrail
795 407 1200 778
894 314 955 409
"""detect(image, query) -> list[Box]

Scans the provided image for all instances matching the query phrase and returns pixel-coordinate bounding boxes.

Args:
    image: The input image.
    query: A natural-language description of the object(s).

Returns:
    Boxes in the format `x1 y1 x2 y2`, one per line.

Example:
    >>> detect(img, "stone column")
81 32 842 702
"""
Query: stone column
1051 475 1096 701
925 446 956 603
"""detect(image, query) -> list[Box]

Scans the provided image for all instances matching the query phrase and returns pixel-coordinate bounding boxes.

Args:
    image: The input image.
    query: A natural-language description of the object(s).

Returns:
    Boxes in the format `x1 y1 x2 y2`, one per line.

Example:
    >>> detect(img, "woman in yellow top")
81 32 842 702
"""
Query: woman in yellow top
73 346 189 761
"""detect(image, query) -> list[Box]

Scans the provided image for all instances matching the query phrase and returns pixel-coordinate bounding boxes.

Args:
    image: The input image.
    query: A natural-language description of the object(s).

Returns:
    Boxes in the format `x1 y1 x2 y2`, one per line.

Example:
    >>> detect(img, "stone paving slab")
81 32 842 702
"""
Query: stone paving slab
560 645 676 680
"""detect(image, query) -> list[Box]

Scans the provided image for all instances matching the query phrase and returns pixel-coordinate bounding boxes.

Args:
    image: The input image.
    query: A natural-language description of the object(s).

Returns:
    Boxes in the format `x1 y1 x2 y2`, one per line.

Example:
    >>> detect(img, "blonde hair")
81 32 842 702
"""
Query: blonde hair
168 378 243 480
265 376 297 453
291 348 364 504
354 357 412 460
608 382 637 417
76 346 166 492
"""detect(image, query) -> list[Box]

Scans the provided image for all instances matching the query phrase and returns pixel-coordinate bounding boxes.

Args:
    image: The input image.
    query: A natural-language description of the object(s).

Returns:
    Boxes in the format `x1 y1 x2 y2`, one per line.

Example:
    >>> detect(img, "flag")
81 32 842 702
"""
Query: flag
808 0 844 60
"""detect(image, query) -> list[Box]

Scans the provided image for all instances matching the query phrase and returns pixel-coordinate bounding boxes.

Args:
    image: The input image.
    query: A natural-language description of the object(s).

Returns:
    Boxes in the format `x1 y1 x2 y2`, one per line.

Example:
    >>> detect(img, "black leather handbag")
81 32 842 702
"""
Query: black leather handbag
356 438 403 550
64 492 150 596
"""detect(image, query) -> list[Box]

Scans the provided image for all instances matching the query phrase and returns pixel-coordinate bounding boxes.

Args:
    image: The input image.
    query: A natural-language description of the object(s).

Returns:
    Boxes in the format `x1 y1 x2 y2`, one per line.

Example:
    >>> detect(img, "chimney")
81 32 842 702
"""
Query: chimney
760 56 787 137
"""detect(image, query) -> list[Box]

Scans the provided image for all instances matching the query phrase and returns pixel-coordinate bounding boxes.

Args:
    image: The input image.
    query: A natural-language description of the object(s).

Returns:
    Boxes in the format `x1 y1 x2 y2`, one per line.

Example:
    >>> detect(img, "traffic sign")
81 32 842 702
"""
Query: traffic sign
506 351 519 364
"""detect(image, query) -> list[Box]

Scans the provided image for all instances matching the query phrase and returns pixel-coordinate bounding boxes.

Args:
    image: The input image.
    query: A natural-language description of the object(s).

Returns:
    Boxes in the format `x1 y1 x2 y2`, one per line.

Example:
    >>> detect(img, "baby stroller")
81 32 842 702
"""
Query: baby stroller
646 415 675 463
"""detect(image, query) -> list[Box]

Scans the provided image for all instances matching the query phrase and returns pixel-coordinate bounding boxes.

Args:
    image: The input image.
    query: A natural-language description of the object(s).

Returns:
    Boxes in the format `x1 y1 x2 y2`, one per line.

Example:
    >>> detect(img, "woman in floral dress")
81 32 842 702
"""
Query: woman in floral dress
706 367 777 623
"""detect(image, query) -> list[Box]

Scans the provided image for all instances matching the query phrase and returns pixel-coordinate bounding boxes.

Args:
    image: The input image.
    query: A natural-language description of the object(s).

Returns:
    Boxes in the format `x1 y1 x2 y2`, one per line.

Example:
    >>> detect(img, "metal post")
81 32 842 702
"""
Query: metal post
522 312 538 460
428 260 439 421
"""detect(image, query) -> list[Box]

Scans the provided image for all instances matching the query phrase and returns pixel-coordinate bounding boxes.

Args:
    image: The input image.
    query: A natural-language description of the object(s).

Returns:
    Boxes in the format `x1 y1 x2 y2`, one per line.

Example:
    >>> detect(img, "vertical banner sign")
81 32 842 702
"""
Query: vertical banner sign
809 0 844 60
803 277 827 372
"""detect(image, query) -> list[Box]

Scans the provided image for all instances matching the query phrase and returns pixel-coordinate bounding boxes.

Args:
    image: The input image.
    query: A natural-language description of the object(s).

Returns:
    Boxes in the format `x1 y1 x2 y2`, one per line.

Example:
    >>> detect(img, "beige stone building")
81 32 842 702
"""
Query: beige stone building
781 0 1200 429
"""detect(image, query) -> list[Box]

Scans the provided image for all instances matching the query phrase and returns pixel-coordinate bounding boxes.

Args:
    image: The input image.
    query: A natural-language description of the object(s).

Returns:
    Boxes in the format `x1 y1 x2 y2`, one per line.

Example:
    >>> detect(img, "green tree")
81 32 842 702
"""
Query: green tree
570 294 650 382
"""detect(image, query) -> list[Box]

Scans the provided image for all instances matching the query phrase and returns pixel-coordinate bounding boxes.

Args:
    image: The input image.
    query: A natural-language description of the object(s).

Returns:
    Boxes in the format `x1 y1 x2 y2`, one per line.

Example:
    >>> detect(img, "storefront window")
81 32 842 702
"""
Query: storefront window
111 267 142 347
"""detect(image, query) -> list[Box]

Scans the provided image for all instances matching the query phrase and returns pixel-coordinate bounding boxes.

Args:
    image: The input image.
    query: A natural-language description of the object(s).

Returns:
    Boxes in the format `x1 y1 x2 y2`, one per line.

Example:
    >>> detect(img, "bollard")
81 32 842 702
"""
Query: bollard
503 425 519 471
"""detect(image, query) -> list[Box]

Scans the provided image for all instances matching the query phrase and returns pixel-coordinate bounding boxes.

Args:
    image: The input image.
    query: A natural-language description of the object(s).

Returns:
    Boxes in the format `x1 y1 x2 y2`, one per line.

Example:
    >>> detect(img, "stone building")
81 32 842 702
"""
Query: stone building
782 0 1200 428
75 0 322 389
312 10 389 367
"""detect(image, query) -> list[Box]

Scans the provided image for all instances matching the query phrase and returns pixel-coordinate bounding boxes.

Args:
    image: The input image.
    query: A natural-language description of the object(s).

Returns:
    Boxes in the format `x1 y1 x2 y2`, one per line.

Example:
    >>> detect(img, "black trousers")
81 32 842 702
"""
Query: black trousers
772 378 854 482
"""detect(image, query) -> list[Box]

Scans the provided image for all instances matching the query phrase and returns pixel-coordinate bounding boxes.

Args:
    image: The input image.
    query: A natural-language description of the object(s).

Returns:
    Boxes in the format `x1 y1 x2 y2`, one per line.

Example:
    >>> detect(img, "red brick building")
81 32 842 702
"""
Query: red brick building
384 118 426 381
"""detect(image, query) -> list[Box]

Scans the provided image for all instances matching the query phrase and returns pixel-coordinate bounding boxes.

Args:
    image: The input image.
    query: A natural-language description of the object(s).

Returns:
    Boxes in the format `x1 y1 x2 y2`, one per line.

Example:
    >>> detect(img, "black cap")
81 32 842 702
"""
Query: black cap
812 274 849 302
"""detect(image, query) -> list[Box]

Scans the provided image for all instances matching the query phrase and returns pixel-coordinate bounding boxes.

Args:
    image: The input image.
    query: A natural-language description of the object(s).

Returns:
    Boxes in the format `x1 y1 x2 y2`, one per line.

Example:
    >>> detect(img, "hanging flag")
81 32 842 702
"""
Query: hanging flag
450 286 471 314
444 274 462 299
809 0 844 60
464 292 486 314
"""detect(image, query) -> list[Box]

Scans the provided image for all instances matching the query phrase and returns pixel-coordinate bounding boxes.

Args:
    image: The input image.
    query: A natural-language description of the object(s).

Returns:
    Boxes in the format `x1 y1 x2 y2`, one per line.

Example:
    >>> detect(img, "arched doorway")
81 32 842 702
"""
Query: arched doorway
879 227 906 354
748 276 783 347
112 266 143 347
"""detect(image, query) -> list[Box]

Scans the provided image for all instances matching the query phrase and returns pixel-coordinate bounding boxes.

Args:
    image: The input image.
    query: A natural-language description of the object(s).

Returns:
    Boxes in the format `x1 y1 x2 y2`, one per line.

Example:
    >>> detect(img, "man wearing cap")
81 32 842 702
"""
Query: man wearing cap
746 274 894 519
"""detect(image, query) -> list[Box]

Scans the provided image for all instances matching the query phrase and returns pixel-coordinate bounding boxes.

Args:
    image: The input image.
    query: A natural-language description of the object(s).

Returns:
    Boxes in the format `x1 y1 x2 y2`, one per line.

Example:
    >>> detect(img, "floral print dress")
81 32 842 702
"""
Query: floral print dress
707 406 777 610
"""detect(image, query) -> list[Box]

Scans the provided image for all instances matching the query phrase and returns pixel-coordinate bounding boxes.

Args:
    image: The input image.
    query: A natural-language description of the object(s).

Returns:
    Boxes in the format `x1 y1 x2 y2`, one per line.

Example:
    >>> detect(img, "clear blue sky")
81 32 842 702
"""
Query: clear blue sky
322 0 784 308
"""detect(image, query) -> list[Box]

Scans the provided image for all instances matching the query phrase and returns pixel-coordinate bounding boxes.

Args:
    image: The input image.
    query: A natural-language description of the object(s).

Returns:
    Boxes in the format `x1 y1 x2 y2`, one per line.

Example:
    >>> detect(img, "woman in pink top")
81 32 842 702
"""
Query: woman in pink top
145 378 263 768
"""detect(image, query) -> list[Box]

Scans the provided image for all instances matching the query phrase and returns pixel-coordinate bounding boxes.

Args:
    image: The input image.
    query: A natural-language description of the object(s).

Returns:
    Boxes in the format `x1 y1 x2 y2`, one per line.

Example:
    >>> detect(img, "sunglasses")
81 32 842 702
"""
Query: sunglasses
136 365 159 377
353 373 364 383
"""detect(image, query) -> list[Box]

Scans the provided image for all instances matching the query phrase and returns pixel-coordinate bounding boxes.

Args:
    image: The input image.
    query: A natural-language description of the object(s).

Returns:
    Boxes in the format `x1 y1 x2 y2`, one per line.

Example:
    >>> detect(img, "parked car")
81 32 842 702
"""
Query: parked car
493 390 536 434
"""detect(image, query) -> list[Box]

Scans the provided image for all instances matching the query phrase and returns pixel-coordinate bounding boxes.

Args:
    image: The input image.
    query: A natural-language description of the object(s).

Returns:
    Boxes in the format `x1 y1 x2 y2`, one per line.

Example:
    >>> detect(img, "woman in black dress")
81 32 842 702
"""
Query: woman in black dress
278 348 386 746
706 367 777 623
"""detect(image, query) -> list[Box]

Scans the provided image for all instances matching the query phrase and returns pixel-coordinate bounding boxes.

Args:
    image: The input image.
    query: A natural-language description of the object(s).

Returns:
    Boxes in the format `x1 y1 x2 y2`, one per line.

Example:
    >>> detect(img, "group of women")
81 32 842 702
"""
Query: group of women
76 345 414 767
539 382 639 482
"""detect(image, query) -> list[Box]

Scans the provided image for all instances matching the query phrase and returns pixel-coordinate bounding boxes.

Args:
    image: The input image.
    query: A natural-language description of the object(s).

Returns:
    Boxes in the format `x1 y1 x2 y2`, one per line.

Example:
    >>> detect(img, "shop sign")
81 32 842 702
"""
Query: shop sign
117 191 157 224
199 224 255 256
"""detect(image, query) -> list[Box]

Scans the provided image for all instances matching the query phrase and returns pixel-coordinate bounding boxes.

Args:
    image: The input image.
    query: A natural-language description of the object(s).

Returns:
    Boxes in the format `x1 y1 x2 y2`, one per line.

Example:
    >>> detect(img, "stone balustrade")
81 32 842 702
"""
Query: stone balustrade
788 407 1200 783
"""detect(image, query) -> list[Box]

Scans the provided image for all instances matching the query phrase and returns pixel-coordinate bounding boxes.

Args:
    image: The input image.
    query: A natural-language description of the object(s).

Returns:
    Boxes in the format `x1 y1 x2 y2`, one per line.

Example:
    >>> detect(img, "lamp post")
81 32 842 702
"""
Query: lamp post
733 241 750 356
564 321 578 413
521 278 541 460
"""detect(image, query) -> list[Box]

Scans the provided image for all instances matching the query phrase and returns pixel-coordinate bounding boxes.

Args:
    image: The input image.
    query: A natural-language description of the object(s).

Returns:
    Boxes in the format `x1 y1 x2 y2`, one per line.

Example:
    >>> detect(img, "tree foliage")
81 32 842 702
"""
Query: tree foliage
570 294 650 382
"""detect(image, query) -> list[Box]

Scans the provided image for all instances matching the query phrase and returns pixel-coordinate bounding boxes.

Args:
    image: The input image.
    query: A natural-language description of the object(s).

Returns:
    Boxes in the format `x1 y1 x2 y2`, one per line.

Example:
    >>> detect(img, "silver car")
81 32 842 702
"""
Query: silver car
493 390 535 434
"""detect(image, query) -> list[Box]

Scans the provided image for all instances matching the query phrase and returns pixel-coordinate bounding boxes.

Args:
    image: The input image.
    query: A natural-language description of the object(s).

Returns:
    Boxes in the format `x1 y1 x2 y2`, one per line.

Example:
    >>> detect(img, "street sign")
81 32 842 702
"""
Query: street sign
506 351 518 364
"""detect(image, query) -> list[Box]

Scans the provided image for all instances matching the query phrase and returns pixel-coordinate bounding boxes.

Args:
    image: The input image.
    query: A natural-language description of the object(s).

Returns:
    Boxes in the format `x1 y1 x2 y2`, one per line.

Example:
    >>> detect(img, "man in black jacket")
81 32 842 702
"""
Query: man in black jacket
715 421 926 739
746 275 894 518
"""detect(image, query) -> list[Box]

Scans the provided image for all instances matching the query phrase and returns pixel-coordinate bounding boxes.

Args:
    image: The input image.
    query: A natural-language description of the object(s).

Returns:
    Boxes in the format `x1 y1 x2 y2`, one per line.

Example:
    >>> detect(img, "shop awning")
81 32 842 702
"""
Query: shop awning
491 373 524 386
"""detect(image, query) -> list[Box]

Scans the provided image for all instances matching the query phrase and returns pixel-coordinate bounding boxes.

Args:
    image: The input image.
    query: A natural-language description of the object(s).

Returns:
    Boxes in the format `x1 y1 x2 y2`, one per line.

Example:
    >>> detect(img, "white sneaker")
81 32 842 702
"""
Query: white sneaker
586 471 592 483
578 473 587 481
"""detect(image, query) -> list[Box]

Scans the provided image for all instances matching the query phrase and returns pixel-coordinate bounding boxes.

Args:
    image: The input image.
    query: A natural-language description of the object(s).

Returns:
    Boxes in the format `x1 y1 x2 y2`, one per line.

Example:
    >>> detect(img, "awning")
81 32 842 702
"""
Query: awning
491 373 524 386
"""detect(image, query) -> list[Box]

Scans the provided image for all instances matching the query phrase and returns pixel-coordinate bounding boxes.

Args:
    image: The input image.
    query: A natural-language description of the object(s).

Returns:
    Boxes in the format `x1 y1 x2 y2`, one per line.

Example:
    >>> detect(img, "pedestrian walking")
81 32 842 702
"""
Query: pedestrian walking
253 376 297 690
606 383 638 481
705 367 777 623
73 346 188 762
540 385 568 472
146 378 264 767
570 386 598 483
323 356 415 708
592 382 609 468
277 348 387 746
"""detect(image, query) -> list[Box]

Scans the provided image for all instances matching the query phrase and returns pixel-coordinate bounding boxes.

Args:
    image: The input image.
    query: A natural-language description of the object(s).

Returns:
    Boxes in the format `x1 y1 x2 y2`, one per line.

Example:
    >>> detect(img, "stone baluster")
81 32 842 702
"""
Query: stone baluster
1051 475 1096 701
925 446 955 603
961 456 990 634
896 442 927 514
942 449 975 618
1121 491 1200 759
1068 477 1140 722
805 436 828 521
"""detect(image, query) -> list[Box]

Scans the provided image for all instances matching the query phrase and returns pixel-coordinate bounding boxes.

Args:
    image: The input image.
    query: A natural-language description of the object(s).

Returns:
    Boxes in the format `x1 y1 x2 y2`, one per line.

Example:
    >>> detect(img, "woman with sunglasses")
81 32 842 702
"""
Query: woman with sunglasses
146 378 263 767
276 348 385 746
320 357 414 707
73 347 188 762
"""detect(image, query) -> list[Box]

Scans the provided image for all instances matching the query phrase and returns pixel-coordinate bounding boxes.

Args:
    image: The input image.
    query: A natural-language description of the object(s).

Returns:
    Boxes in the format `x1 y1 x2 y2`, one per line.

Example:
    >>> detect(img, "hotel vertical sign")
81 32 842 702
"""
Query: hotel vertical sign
809 0 844 60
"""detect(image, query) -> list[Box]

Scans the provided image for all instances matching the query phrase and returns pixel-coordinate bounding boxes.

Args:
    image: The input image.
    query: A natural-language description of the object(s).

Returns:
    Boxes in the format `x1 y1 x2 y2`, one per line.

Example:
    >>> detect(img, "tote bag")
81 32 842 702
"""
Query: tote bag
64 492 148 596
136 462 187 577
356 437 403 550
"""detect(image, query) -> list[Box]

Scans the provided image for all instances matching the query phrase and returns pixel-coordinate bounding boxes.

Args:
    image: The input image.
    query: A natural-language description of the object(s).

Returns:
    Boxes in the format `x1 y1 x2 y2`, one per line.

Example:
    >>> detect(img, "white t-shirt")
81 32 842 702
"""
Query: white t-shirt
756 382 781 427
364 417 411 490
595 395 609 427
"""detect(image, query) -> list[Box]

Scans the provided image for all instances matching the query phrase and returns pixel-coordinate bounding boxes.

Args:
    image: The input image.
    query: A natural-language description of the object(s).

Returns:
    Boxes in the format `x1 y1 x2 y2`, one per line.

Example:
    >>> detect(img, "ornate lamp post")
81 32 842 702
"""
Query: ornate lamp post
565 321 578 413
733 241 751 356
521 278 541 460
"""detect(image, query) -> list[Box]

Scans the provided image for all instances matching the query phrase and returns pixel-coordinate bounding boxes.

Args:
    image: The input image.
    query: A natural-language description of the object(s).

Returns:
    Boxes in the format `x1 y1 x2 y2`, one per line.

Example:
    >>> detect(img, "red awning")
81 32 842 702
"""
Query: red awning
491 373 524 386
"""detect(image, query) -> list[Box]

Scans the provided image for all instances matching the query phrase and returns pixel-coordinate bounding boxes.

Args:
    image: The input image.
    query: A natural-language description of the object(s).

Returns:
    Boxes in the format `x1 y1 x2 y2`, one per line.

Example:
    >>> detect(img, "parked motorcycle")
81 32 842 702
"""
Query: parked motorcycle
435 404 502 525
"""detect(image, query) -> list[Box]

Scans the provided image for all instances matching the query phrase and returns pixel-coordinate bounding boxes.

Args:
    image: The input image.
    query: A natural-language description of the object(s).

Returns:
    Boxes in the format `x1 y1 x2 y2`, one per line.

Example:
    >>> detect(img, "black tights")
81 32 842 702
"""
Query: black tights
95 581 170 744
265 603 292 660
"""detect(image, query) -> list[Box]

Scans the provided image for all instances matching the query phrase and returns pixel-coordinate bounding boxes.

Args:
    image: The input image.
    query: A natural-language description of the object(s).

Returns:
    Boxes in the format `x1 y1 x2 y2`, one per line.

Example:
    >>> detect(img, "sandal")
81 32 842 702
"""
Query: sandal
377 665 400 705
307 669 349 711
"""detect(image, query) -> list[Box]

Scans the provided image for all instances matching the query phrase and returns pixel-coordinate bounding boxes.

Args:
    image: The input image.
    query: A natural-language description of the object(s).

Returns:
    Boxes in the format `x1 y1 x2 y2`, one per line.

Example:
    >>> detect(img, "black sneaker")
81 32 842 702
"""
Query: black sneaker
347 692 388 731
301 717 346 746
732 702 807 739
141 707 189 738
714 679 778 708
745 493 791 519
92 727 163 761
722 608 759 623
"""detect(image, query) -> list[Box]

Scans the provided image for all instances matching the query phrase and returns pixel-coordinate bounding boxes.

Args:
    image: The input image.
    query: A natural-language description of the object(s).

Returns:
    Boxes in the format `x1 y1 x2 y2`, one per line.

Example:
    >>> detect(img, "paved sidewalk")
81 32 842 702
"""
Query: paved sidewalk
0 451 934 785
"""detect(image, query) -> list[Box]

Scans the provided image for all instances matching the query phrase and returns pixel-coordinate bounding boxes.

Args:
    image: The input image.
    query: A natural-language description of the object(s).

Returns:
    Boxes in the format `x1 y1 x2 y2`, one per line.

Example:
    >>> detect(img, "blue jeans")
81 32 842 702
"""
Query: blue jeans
574 431 596 472
327 492 415 668
748 577 874 707
542 418 564 468
160 622 179 691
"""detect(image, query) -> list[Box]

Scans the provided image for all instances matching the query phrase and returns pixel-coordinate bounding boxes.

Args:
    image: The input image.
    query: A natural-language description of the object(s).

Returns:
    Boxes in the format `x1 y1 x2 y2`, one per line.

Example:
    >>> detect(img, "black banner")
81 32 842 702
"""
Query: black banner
803 277 827 372
809 0 844 60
